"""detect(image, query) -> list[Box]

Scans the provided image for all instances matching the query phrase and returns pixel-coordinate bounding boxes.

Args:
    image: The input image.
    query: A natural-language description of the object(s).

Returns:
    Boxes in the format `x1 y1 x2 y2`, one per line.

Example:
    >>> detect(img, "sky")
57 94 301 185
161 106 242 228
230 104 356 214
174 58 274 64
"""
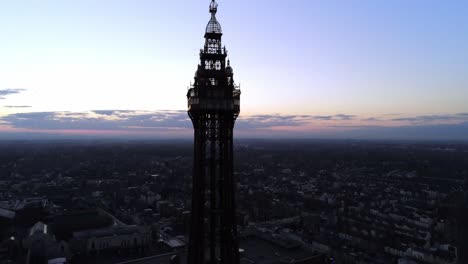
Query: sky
0 0 467 140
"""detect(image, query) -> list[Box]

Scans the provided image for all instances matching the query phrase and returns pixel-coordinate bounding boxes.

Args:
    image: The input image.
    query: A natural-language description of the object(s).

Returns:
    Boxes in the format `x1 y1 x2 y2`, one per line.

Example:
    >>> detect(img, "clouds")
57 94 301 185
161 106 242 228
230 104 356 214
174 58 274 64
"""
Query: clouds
0 89 26 99
0 110 467 140
389 113 468 124
312 114 356 121
0 111 359 134
237 114 309 129
0 110 191 131
362 117 381 122
91 110 136 116
4 105 32 108
391 115 455 122
237 114 357 129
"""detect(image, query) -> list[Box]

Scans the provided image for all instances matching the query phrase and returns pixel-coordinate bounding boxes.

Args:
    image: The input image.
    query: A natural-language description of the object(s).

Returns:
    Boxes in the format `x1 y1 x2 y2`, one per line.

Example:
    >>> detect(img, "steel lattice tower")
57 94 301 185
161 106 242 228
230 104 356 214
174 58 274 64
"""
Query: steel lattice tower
187 0 241 263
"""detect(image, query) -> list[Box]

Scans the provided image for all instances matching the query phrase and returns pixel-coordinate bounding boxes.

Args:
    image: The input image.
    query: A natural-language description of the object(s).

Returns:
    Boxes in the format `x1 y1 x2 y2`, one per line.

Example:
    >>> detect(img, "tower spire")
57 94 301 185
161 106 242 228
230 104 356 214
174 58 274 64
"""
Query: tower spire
209 0 218 14
206 0 222 34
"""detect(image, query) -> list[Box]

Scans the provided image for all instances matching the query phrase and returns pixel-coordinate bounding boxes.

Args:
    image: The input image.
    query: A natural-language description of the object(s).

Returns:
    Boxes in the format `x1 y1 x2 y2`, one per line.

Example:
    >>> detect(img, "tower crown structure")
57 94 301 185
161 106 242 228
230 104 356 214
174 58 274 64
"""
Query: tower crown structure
187 1 240 263
188 0 240 117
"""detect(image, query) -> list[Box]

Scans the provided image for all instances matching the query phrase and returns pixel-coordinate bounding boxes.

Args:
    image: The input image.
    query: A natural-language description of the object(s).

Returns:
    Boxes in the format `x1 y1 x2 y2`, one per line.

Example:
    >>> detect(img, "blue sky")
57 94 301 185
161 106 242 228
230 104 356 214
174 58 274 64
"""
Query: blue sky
0 0 467 139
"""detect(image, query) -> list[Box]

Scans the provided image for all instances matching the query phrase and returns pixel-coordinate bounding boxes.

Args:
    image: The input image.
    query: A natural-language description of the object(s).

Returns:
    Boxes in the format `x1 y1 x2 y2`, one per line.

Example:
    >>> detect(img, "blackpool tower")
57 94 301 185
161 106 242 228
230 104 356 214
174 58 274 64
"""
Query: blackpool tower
186 0 241 263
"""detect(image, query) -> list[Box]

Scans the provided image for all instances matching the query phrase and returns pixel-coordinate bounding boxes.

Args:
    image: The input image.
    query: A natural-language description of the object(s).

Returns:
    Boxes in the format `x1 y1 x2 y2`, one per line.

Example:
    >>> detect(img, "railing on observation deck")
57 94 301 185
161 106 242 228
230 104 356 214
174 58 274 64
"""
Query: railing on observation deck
200 46 227 55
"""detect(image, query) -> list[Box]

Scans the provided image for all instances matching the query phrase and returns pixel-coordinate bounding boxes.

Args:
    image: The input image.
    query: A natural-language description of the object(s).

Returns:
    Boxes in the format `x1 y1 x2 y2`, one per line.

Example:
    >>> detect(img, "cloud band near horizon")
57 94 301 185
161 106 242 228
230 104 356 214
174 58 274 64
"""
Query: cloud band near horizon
0 110 467 140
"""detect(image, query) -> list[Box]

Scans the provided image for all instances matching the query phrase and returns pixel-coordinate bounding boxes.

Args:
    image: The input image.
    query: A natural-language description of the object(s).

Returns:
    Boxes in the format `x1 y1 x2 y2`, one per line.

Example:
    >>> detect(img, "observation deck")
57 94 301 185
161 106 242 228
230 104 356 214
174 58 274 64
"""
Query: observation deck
187 85 240 113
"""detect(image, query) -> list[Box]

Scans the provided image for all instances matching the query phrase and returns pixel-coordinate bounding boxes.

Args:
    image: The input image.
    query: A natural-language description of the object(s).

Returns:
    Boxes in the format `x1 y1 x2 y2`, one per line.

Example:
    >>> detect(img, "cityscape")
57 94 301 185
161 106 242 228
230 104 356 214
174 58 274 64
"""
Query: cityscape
1 0 468 264
0 140 467 263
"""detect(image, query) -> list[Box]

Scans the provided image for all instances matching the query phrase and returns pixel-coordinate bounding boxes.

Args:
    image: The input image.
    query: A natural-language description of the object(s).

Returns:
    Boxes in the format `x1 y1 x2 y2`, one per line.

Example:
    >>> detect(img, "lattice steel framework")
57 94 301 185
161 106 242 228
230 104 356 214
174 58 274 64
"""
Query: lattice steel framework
186 1 241 263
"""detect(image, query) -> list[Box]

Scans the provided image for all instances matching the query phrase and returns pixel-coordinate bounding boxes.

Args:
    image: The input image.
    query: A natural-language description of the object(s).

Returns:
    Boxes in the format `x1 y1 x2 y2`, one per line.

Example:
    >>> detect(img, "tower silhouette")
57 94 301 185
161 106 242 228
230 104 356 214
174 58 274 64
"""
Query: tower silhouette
187 0 241 263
